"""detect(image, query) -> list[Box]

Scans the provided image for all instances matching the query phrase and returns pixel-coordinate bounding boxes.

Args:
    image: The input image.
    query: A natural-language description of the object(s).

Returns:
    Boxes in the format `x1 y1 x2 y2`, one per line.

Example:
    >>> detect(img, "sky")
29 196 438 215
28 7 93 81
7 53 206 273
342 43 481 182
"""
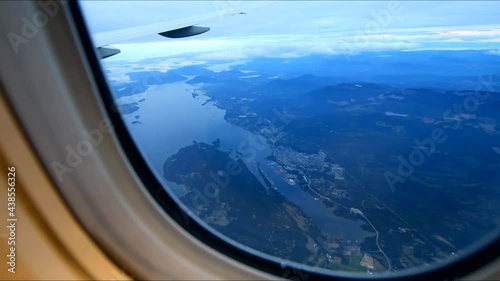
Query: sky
79 1 500 61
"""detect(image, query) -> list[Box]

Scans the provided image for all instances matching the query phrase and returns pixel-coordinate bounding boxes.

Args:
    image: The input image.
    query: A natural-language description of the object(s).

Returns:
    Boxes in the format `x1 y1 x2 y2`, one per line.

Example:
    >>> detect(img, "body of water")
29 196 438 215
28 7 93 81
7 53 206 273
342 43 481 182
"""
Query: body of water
122 82 373 241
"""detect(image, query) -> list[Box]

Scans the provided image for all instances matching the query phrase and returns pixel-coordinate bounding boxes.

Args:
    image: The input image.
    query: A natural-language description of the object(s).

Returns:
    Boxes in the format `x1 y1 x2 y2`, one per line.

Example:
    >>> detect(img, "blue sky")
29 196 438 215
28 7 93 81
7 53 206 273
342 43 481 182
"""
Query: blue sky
80 1 500 61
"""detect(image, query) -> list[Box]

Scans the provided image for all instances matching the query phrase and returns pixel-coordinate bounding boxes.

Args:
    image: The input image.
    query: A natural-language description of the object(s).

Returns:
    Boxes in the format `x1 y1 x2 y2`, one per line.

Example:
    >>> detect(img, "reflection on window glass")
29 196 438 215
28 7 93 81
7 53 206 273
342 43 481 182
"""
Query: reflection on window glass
81 0 500 275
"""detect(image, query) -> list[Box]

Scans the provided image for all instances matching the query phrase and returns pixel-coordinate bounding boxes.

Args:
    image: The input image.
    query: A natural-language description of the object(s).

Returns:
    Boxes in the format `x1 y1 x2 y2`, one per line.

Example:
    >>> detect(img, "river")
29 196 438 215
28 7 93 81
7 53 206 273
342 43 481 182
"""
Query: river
120 82 374 242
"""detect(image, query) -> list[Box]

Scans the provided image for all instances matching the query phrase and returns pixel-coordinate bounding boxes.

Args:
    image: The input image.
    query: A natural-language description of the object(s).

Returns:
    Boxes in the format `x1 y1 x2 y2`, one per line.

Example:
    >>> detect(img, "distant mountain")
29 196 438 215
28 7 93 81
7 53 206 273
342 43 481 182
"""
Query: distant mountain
170 65 215 76
185 75 221 84
127 71 187 84
302 82 464 114
109 81 148 98
185 70 258 87
213 69 246 79
322 50 500 77
108 71 187 98
257 74 345 96
113 102 140 115
229 50 500 83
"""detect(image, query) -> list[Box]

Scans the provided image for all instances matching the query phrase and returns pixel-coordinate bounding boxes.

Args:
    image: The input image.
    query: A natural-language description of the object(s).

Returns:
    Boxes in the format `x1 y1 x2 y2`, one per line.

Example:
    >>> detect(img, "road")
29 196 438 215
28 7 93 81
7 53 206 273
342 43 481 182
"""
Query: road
300 172 392 272
359 213 392 272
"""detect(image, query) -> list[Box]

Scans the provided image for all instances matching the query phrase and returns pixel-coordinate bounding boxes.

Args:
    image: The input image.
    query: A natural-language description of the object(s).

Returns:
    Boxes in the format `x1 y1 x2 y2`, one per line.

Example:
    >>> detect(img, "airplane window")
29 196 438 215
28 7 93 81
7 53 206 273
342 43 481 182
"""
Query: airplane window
78 0 500 278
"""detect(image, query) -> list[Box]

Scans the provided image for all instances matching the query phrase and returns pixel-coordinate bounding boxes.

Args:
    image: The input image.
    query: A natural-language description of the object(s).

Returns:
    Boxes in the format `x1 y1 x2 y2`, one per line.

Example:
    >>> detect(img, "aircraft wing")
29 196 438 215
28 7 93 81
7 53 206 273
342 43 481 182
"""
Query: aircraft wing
89 1 274 59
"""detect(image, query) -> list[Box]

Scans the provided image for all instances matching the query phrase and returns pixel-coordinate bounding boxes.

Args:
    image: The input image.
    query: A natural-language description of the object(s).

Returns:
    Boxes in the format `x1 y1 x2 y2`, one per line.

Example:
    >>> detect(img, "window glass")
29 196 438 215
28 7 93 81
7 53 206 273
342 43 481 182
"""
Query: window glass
81 1 500 275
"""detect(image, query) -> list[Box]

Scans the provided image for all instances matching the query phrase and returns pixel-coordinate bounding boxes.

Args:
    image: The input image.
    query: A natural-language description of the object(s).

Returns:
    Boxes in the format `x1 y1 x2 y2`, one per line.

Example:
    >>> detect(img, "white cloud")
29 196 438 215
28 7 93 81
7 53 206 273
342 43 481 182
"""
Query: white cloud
82 1 500 62
486 49 500 56
205 61 250 72
106 24 500 61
